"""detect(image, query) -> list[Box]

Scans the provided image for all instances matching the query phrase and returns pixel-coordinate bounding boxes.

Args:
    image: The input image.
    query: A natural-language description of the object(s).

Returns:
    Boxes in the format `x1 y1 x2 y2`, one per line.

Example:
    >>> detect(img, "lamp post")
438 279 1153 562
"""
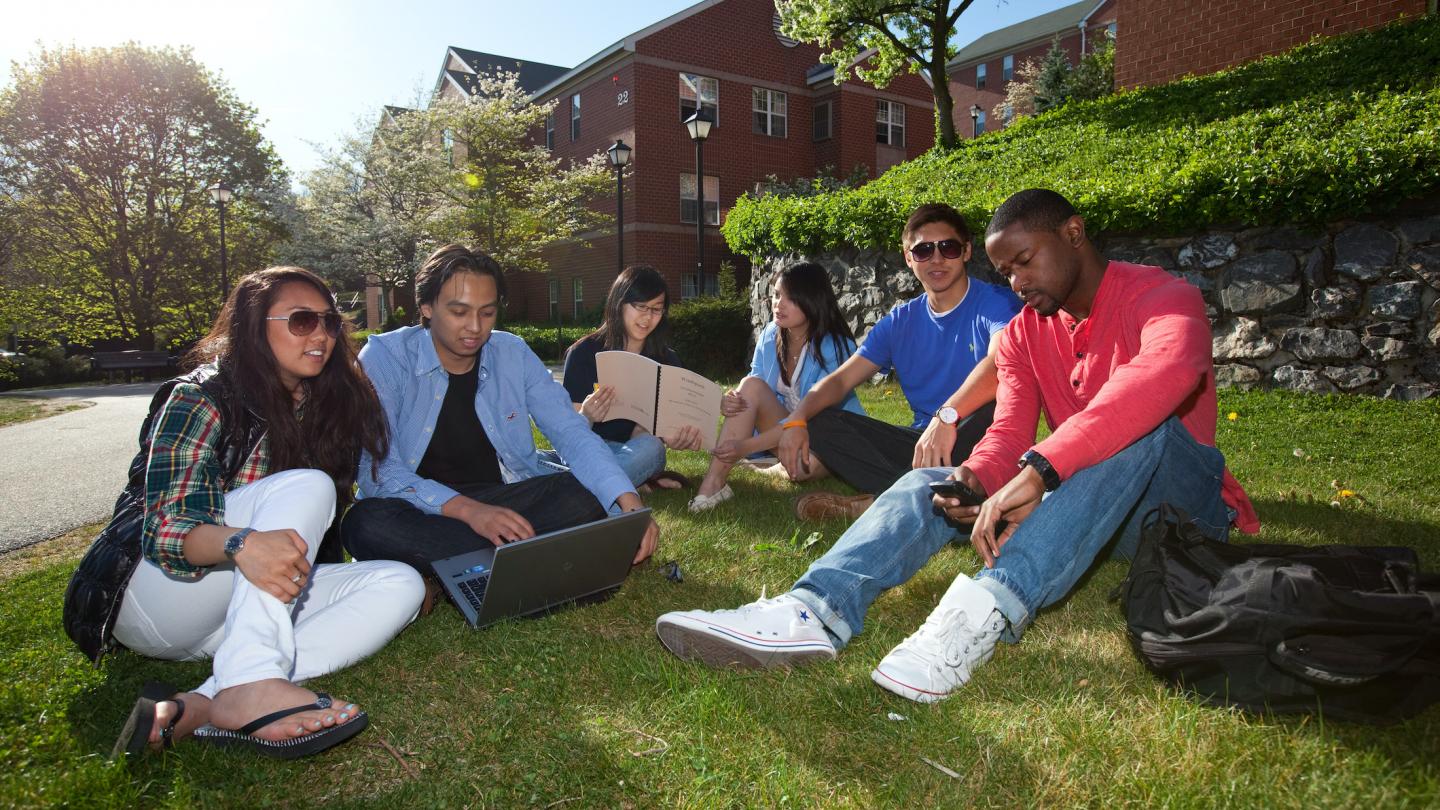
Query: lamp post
606 139 632 277
969 104 982 139
208 183 234 300
683 110 713 296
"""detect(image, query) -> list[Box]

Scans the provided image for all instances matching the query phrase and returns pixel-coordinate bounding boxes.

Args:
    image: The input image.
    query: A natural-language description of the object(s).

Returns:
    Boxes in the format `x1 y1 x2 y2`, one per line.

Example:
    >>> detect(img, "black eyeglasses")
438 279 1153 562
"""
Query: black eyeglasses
266 310 343 338
907 239 967 262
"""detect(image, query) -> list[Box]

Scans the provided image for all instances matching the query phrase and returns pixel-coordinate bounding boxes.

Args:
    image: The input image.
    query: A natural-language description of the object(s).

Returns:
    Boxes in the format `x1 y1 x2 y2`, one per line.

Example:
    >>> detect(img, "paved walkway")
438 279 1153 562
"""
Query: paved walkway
0 383 160 553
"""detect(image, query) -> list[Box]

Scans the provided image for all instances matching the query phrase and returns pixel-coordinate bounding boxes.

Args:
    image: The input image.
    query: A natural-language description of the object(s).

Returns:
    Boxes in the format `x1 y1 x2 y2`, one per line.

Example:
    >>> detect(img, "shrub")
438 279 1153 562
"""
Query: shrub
0 346 94 392
667 295 751 380
502 323 595 363
724 16 1440 256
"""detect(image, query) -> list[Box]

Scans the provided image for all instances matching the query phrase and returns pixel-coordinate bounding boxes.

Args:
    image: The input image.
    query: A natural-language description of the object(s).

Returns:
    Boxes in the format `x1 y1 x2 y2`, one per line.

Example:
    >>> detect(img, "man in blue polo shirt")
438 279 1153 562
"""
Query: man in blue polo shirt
780 203 1021 521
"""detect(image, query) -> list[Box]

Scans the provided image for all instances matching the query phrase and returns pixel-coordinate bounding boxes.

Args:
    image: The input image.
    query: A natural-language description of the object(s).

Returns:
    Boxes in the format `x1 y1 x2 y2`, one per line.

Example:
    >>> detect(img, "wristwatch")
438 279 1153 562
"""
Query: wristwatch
1018 449 1061 492
934 406 959 426
223 527 255 559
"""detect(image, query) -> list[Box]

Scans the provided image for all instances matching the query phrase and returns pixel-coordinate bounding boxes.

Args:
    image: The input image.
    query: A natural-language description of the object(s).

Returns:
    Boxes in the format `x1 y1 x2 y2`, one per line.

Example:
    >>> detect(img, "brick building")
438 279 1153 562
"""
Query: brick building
438 0 936 322
946 0 1118 139
1115 0 1430 88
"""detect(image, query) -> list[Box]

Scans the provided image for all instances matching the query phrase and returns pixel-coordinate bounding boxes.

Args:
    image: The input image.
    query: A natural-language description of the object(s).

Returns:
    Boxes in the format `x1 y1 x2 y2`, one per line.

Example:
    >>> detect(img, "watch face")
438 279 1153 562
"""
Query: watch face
938 406 958 425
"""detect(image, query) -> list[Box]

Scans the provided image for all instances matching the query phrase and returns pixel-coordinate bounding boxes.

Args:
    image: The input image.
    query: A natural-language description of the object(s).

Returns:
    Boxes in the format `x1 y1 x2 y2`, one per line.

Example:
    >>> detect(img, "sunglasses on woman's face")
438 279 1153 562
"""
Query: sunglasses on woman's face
266 310 343 338
907 238 967 262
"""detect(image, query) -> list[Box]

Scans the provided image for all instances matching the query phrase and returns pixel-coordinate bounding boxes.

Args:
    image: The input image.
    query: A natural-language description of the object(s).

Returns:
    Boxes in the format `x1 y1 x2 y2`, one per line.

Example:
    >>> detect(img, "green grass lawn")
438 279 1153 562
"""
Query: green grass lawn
2 384 1438 807
0 397 86 427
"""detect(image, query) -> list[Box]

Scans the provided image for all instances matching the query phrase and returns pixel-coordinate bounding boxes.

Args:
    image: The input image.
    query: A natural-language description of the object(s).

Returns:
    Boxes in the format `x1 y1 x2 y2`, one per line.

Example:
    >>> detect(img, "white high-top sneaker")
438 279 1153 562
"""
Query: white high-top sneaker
656 593 837 669
870 575 1006 703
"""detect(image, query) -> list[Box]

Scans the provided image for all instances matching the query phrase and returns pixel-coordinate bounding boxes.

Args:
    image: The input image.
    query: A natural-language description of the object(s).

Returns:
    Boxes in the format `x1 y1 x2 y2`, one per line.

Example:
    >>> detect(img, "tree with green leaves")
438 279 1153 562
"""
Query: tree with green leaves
1034 36 1074 113
1068 32 1116 102
429 71 612 273
777 0 977 149
0 44 286 349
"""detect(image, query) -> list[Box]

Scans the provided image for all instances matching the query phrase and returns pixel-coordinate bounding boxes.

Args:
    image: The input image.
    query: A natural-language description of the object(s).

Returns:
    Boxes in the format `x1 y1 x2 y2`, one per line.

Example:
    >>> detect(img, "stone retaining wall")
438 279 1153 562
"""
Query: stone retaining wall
748 202 1440 399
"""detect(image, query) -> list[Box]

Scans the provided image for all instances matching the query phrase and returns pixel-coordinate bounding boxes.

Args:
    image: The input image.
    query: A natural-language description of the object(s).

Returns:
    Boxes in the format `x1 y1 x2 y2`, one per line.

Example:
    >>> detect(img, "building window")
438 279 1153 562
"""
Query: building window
752 88 787 137
442 129 454 167
545 112 554 150
813 99 832 141
876 99 905 147
1002 104 1014 125
680 173 720 225
679 73 718 124
572 278 583 318
682 273 720 299
548 278 559 322
1002 54 1014 83
973 110 986 137
1107 21 1117 39
570 93 581 141
976 63 987 90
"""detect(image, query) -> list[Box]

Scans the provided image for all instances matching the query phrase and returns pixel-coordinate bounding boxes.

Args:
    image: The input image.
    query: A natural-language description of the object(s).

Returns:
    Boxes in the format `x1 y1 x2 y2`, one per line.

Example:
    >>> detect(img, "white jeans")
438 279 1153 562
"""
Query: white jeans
113 469 424 699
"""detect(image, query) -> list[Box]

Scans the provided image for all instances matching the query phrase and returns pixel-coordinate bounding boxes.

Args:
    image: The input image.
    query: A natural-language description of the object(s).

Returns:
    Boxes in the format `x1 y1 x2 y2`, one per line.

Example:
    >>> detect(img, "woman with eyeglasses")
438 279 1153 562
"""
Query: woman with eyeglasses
109 267 424 760
546 265 702 490
688 262 864 511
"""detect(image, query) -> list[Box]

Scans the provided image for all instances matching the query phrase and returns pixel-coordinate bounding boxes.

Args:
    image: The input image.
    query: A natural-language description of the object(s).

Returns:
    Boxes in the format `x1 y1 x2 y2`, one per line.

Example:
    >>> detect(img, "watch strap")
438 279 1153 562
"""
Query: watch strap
1019 450 1061 492
223 527 255 558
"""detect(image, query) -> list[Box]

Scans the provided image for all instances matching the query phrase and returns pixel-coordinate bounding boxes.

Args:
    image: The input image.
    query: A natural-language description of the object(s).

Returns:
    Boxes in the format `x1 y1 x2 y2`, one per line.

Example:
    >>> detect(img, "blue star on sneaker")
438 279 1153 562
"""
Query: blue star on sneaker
799 610 810 622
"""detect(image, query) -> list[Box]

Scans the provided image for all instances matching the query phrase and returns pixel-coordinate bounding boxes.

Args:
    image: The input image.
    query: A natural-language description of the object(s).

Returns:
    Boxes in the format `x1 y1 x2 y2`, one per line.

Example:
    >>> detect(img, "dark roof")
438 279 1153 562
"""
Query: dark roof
446 47 570 95
383 105 416 119
949 0 1097 67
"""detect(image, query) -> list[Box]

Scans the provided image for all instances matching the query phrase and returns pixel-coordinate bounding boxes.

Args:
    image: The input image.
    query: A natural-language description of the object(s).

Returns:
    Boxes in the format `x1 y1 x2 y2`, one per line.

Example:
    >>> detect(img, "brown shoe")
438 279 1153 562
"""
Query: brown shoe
419 577 444 618
794 491 875 521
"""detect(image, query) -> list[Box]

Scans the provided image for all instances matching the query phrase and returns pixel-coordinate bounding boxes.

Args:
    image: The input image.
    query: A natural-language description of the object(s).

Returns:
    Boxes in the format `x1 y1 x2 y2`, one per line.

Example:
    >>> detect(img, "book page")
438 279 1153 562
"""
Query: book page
595 351 660 429
655 367 723 452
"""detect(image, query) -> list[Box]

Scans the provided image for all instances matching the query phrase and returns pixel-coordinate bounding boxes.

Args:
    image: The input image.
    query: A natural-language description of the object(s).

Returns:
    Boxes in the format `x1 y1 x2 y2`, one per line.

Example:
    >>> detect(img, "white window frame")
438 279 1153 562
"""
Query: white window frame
813 99 832 141
572 278 583 318
570 93 581 141
548 278 559 321
752 87 787 137
1003 54 1014 83
680 173 720 226
681 273 719 300
974 110 986 137
876 99 905 147
545 112 554 150
976 63 987 90
679 73 719 124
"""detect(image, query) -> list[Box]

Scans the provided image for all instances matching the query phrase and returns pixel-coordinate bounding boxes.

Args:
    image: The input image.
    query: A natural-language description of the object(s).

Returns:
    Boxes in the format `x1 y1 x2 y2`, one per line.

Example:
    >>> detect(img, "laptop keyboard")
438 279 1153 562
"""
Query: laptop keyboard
458 575 489 613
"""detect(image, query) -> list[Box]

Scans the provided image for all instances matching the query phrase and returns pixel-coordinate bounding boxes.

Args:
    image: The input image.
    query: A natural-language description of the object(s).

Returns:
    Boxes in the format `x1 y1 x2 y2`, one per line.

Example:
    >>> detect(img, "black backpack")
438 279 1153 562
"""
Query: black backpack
1120 504 1440 725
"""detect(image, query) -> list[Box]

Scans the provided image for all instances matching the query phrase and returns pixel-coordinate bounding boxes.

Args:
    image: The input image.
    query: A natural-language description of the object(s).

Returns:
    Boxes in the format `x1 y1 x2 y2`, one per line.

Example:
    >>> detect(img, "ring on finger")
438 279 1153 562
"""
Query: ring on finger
291 573 303 584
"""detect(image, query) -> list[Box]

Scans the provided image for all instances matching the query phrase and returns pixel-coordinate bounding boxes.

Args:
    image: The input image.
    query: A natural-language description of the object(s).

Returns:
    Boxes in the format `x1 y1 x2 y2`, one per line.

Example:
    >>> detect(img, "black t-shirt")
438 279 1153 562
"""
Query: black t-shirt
416 361 502 489
562 335 683 444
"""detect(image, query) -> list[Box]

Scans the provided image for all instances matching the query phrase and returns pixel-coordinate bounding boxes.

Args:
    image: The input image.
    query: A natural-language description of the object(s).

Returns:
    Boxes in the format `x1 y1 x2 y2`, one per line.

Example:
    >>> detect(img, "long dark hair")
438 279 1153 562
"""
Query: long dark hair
185 267 388 507
775 262 855 385
583 265 672 358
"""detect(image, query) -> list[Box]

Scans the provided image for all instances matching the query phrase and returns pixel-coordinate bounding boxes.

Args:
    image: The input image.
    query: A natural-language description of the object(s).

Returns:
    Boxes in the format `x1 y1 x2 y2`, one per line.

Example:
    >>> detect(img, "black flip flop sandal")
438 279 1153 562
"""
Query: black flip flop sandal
192 692 368 760
644 470 693 490
111 681 186 759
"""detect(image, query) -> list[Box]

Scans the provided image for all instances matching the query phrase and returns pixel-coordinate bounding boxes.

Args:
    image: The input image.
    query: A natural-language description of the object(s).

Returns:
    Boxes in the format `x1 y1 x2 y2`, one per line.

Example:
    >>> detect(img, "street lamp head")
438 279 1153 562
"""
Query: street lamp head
969 104 982 122
683 110 713 142
607 139 632 169
208 182 234 205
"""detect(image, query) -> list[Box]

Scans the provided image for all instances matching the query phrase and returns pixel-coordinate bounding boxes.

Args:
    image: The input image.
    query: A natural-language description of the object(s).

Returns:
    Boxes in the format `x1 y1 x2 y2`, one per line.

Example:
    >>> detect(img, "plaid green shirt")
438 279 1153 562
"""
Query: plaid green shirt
142 383 268 578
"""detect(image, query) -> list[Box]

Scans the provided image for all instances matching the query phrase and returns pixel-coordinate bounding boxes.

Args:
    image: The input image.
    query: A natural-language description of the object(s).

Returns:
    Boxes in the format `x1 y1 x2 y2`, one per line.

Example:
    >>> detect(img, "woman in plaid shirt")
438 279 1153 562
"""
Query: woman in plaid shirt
111 267 424 760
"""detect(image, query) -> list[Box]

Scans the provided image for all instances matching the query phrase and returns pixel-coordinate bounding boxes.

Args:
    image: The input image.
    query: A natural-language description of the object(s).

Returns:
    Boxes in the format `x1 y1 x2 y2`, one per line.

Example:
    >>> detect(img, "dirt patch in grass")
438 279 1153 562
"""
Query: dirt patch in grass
0 397 92 427
0 522 99 583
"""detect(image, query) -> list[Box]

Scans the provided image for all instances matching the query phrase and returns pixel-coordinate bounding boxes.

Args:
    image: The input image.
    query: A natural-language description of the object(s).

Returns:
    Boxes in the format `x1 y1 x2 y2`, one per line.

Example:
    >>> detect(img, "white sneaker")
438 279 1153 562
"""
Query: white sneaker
687 485 734 513
656 593 837 669
870 576 1006 703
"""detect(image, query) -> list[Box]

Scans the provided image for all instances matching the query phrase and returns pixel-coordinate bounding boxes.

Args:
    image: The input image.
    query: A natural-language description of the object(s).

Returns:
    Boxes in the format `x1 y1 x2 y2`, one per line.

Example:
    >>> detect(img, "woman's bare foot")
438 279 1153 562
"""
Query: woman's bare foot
209 679 360 742
148 692 210 750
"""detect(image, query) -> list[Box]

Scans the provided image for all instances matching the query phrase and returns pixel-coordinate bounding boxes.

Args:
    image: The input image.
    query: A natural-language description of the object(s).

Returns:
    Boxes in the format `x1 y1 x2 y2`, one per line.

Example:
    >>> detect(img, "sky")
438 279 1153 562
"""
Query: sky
0 0 1077 180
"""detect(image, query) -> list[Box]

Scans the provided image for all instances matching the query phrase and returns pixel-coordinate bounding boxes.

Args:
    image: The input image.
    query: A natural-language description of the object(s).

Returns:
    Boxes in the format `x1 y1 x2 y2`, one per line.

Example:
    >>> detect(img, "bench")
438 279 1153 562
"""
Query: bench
90 350 175 382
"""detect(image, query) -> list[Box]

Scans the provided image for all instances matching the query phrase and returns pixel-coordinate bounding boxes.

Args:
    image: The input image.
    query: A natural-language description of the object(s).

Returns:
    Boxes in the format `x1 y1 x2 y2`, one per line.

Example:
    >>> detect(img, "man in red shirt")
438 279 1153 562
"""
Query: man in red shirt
655 189 1257 703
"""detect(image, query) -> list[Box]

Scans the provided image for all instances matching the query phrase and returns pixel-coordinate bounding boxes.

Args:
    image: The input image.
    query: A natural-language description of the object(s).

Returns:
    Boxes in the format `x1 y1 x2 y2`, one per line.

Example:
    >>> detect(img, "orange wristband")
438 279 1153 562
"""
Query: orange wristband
781 418 808 430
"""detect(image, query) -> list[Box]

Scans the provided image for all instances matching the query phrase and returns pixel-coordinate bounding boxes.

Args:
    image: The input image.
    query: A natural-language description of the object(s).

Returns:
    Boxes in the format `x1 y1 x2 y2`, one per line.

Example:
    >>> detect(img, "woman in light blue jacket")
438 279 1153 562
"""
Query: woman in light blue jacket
690 262 865 511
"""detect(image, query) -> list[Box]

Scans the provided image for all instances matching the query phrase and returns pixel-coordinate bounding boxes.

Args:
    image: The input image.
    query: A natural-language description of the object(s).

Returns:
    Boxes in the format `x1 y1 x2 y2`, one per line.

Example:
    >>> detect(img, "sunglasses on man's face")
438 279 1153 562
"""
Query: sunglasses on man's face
266 310 344 338
907 238 967 262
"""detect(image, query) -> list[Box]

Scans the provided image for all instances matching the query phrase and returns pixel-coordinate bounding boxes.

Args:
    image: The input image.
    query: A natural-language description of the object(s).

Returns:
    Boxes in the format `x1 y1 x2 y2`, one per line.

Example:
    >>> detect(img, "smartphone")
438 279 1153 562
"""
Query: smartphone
928 479 985 506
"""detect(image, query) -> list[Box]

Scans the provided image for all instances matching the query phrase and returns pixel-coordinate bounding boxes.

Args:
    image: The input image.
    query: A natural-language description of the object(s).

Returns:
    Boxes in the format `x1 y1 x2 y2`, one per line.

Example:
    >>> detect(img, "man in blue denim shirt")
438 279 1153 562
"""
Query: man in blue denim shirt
342 244 658 584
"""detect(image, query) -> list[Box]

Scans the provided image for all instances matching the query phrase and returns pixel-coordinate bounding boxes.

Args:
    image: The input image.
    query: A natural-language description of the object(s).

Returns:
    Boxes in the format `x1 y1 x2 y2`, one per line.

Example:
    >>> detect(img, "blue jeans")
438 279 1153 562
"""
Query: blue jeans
537 432 666 489
791 418 1232 648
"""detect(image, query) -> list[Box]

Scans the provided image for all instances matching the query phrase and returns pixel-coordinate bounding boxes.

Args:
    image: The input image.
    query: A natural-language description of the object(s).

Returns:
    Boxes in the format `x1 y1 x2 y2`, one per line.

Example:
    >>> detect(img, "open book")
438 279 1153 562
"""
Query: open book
595 351 722 451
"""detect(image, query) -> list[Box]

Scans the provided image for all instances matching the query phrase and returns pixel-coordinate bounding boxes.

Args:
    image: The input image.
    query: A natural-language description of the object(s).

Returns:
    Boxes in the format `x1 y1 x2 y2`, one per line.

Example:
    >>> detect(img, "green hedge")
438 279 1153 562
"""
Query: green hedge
667 295 751 380
0 347 94 392
723 16 1440 255
502 323 596 362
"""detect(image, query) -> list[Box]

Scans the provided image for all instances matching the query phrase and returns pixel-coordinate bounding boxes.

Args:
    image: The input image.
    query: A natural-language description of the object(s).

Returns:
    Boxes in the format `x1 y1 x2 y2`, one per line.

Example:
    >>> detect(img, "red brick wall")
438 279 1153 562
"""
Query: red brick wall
514 0 936 323
1116 0 1428 88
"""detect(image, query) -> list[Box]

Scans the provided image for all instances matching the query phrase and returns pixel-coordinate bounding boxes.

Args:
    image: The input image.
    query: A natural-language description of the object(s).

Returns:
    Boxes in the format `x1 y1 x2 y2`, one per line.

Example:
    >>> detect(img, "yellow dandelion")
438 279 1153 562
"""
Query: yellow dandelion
1227 412 1239 421
1338 489 1356 499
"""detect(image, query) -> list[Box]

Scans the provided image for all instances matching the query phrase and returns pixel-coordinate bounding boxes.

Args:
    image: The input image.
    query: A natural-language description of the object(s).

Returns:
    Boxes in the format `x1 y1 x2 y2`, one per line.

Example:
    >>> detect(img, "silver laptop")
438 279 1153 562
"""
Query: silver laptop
431 509 649 629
